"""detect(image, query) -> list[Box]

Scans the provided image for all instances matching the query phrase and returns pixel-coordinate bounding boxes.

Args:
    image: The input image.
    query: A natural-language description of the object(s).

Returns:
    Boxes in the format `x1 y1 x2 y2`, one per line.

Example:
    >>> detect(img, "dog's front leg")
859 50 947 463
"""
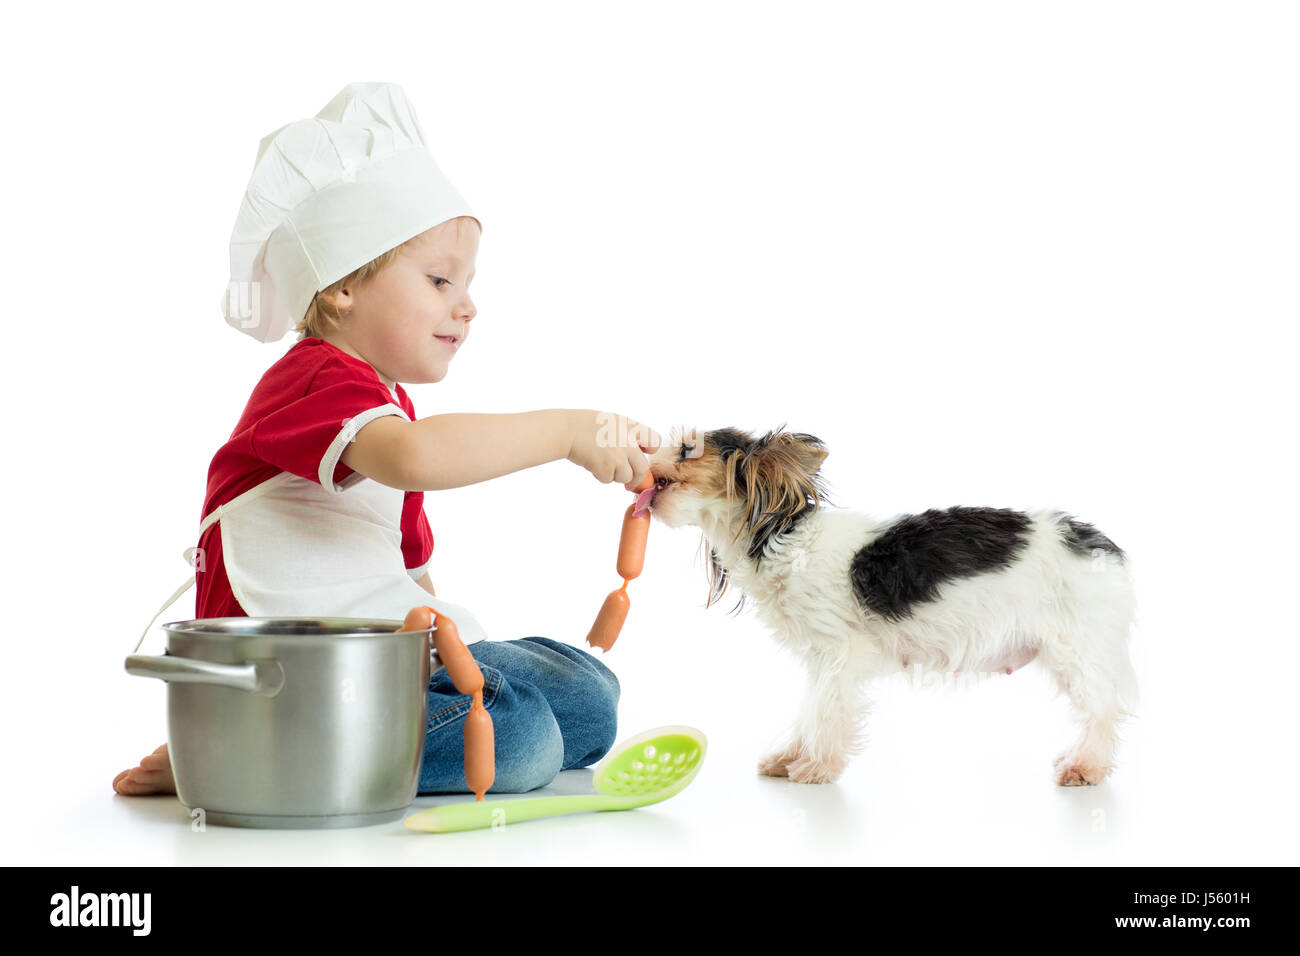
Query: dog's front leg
759 645 867 784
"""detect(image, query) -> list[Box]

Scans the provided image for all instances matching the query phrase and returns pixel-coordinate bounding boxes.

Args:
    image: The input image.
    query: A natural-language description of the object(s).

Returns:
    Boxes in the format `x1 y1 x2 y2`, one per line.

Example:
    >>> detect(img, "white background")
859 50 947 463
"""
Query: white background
2 0 1296 865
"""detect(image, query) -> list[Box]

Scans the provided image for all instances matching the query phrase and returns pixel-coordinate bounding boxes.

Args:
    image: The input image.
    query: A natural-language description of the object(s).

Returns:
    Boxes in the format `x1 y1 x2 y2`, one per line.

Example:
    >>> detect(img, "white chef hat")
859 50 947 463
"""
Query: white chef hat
221 82 481 343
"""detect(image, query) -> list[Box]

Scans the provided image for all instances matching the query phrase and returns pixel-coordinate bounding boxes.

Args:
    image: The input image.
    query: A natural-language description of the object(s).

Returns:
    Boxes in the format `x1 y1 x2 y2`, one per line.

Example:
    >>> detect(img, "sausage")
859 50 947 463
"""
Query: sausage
429 611 482 696
398 606 434 633
400 607 483 697
398 606 494 801
429 611 494 800
462 704 494 801
586 585 630 652
587 475 653 652
617 503 651 580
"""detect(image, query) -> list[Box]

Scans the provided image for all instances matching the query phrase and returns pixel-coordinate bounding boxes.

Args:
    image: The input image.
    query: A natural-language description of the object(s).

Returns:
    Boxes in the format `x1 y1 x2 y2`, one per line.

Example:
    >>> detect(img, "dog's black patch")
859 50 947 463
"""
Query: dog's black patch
1053 511 1126 560
704 427 757 476
850 506 1034 621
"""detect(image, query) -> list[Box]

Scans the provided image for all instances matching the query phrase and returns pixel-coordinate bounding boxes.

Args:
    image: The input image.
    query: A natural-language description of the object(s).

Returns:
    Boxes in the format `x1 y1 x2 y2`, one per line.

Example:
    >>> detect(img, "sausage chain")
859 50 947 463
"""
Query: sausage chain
399 605 495 801
586 472 653 652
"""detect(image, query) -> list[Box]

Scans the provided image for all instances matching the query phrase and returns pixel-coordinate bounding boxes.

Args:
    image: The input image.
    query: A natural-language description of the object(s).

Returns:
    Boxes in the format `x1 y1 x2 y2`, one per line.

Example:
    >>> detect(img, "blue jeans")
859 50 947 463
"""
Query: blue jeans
417 636 620 794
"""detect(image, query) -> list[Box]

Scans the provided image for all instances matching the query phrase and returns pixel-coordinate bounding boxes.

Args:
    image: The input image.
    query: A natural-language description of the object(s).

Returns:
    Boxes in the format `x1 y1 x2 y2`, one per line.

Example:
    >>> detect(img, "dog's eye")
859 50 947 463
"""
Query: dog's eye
679 442 695 459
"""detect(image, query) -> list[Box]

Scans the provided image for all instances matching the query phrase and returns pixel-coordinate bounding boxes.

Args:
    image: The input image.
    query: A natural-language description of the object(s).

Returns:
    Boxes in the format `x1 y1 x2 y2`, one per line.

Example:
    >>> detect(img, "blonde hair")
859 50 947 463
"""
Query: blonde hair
294 216 480 341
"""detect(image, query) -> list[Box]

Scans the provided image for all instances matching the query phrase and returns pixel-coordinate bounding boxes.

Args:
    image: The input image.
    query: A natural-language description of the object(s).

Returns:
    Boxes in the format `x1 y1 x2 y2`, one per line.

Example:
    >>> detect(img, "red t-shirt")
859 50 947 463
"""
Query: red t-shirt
195 337 433 618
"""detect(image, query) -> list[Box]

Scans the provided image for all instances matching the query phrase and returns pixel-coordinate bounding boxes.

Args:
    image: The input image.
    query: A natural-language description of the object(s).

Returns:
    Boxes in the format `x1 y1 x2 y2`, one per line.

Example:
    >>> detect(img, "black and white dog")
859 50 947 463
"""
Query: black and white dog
635 425 1138 786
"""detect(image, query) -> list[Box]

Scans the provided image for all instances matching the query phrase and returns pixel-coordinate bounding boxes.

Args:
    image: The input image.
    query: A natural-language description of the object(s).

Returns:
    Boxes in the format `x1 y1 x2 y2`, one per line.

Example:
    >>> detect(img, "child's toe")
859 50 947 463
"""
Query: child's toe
114 771 152 794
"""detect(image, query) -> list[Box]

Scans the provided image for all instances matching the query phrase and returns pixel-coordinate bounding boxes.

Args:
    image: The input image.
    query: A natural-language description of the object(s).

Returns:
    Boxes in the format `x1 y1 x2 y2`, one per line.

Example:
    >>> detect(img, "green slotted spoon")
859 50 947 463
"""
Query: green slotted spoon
404 725 707 833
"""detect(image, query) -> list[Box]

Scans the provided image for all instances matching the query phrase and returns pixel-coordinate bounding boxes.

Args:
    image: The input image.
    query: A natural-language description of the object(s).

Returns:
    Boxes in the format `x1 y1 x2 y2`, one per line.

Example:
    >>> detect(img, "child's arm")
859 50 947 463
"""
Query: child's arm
342 409 660 493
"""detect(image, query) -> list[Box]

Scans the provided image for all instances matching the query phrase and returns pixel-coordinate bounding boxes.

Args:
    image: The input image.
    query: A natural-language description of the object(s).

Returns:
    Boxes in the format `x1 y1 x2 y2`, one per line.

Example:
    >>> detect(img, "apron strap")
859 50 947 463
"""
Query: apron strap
135 473 296 653
133 571 198 653
134 509 225 654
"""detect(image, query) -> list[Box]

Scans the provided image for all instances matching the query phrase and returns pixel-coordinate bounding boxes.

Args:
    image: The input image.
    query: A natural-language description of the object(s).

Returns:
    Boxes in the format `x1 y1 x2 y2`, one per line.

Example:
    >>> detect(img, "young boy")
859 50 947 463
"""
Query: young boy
113 83 660 798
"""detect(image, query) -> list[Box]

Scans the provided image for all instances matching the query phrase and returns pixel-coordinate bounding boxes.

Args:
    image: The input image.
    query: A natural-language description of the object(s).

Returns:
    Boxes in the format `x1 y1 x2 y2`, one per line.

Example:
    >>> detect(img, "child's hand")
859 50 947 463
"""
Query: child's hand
565 410 662 490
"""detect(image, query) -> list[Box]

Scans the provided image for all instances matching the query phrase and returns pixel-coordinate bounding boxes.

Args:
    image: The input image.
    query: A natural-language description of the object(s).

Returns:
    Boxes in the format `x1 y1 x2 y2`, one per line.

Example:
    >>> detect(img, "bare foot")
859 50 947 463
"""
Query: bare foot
113 743 177 795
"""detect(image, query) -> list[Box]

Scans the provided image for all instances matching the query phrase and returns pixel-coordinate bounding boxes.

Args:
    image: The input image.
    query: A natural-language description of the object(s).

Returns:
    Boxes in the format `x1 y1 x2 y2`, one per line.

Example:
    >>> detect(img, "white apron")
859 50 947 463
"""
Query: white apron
136 434 489 653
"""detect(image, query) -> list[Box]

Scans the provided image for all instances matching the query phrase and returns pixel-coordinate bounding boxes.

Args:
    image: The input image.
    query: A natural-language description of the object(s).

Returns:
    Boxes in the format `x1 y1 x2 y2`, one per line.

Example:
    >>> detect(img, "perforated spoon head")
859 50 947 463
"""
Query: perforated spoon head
591 725 707 806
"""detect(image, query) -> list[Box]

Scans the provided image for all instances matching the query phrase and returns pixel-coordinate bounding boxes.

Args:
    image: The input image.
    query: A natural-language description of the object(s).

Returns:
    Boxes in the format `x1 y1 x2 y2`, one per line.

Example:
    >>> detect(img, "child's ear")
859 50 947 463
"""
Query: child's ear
317 286 354 316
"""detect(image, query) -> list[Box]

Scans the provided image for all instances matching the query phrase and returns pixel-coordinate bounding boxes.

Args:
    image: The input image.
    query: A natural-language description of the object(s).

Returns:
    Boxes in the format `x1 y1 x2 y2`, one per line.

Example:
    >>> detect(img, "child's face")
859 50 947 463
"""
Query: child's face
323 218 479 387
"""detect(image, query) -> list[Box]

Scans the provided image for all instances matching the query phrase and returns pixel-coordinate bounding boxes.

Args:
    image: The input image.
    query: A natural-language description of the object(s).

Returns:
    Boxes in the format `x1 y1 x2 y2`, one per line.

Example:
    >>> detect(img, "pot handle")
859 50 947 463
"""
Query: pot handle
124 654 285 697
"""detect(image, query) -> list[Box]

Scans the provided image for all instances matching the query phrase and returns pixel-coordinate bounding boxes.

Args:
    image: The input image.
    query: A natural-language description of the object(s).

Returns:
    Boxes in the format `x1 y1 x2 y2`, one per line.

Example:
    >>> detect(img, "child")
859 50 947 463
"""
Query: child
114 82 660 798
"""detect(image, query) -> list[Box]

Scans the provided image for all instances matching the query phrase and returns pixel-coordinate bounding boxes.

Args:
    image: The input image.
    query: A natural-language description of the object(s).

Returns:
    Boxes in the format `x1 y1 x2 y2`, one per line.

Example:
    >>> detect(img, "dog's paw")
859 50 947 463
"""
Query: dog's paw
757 745 803 778
1053 752 1112 786
785 752 847 785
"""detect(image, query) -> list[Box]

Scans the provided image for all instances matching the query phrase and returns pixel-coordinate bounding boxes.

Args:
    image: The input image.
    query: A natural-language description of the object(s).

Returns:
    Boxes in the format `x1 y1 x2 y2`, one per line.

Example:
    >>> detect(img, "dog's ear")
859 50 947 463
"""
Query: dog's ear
712 425 828 484
771 430 829 477
746 425 829 484
728 425 832 561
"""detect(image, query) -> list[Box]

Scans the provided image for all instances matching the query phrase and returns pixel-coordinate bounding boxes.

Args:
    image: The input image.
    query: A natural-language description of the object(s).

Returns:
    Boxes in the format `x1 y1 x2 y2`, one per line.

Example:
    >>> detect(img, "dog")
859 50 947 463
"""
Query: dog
637 424 1138 786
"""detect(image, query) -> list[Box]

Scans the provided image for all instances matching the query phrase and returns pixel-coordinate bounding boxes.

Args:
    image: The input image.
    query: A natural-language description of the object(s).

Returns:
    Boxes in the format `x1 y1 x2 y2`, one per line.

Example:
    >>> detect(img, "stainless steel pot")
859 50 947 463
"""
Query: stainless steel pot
125 617 434 829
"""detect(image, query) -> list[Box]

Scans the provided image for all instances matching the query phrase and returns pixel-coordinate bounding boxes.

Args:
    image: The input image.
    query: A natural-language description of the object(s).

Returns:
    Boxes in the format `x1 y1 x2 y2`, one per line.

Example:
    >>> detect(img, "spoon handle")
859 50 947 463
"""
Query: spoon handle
404 794 626 832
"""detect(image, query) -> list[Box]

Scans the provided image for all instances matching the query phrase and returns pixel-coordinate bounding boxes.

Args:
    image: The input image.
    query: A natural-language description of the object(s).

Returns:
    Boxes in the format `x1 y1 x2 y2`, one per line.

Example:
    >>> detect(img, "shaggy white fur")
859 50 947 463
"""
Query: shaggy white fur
645 426 1138 786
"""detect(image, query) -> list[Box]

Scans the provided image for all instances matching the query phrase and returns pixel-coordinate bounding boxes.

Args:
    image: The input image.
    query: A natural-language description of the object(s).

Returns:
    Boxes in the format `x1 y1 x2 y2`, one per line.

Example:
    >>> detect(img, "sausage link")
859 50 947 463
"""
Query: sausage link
463 698 495 801
398 606 434 633
616 503 651 580
586 585 630 652
429 609 495 799
430 611 484 696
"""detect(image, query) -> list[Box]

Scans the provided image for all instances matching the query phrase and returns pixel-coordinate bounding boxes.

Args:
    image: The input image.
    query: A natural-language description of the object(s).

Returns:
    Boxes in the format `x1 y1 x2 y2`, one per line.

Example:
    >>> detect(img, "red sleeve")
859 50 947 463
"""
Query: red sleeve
401 491 434 573
250 358 406 492
391 382 434 572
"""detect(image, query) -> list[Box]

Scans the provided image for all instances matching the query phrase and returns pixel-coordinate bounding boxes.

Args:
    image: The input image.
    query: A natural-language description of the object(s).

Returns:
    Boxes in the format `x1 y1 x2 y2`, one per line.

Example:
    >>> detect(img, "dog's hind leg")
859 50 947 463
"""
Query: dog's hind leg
1040 619 1138 786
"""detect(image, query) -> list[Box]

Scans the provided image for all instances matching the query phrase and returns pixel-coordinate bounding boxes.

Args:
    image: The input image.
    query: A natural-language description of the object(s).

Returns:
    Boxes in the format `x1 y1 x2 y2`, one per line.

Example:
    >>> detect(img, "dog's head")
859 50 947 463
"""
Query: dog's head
644 425 831 612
